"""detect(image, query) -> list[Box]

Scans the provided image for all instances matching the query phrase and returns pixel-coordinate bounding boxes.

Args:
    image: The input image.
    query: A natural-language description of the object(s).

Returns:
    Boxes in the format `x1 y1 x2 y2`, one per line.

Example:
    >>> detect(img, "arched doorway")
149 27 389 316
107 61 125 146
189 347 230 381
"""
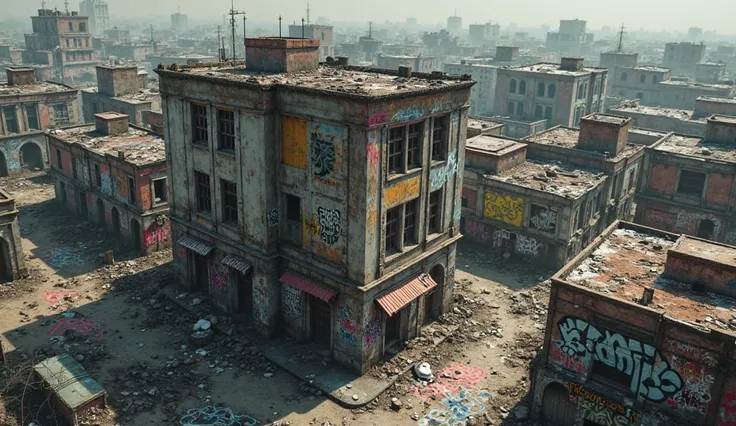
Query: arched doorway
425 264 445 323
111 207 121 236
130 218 141 249
0 151 8 177
541 383 576 426
697 219 716 240
19 142 44 171
96 198 105 226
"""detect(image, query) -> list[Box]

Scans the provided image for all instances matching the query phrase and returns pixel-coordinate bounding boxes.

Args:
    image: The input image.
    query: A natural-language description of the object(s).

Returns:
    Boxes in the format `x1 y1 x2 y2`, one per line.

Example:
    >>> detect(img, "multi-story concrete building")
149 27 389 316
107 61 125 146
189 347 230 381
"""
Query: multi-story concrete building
447 15 462 37
79 0 109 38
662 41 706 77
655 80 735 110
545 20 594 57
104 44 154 61
462 114 645 267
531 220 736 426
358 36 382 63
468 23 492 45
494 58 608 128
599 51 638 71
81 65 159 126
694 62 726 83
609 66 671 105
0 188 25 281
287 25 334 61
170 12 188 32
444 61 497 116
608 100 707 136
156 38 473 373
377 54 439 73
635 115 736 244
47 112 170 253
23 8 99 84
0 68 79 176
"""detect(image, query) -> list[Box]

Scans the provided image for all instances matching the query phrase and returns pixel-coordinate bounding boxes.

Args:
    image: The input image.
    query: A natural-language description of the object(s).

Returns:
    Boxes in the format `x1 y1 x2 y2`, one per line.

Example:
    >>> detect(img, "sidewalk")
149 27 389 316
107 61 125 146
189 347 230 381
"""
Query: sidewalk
160 284 399 407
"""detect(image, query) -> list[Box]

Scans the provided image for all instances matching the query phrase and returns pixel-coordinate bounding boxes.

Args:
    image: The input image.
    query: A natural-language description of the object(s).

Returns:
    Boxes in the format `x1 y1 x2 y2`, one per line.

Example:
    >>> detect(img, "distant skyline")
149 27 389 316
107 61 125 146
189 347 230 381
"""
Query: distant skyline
2 0 731 36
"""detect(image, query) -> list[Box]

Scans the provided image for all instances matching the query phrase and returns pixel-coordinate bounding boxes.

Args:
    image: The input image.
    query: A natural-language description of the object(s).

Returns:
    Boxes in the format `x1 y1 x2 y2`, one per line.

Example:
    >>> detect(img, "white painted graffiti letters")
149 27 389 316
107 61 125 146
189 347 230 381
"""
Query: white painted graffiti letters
317 206 341 245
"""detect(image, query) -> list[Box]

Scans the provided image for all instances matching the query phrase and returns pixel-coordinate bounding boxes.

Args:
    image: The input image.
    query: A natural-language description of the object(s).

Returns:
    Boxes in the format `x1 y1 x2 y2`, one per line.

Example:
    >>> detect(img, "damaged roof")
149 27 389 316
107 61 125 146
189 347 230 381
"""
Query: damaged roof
49 125 165 166
0 81 74 96
655 133 736 162
526 126 643 161
483 159 606 198
502 63 604 76
610 103 700 120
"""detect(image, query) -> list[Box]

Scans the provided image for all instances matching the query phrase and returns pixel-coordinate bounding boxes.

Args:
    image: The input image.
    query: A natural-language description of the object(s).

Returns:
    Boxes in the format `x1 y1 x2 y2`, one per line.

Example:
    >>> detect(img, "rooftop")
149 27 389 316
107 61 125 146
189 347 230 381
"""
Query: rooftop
711 114 736 124
503 62 603 76
610 103 698 120
659 80 734 90
564 227 736 335
584 113 628 125
0 80 73 96
84 86 160 104
48 125 165 166
697 96 736 104
466 135 524 154
468 117 504 129
633 66 670 72
483 160 606 198
156 64 473 97
655 133 736 162
526 126 643 160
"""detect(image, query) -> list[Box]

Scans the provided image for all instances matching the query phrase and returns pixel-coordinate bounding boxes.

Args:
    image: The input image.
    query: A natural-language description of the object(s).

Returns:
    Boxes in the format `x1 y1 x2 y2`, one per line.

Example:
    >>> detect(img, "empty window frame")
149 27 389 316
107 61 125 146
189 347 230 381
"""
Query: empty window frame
153 177 167 203
431 116 448 160
217 109 236 151
191 103 208 144
195 171 212 213
677 170 706 197
221 179 238 224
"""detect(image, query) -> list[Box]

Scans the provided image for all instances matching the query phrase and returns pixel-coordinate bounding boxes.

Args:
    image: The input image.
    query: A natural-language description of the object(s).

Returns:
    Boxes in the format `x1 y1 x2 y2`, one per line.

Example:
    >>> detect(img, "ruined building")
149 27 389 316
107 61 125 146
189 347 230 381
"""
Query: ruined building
81 65 159 126
156 38 472 373
47 112 170 254
0 189 25 281
0 67 80 176
78 0 109 38
23 9 99 84
287 25 334 61
462 114 645 268
545 20 594 58
662 41 706 78
531 220 736 426
635 115 736 244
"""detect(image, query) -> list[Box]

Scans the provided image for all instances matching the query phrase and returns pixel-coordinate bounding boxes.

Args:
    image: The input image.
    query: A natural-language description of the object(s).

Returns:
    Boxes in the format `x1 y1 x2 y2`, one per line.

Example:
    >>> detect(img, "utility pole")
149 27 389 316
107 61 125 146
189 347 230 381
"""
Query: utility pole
279 15 283 38
301 18 305 39
243 15 247 55
64 0 69 14
228 0 246 59
617 24 626 52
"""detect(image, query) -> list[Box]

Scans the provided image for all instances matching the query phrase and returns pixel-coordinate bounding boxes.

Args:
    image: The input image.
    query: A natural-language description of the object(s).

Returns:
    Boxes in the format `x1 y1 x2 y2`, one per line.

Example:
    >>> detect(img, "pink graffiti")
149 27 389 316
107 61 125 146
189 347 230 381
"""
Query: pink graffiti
48 317 103 339
549 344 588 375
368 112 389 126
211 263 229 291
144 223 170 247
408 364 487 401
367 143 379 168
719 393 736 426
44 291 78 304
464 218 493 246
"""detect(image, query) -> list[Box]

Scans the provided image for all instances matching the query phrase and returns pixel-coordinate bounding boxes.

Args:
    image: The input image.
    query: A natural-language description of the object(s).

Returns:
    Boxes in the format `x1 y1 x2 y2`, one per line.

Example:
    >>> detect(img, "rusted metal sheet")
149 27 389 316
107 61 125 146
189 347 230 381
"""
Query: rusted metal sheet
178 234 214 256
221 254 252 274
280 271 337 302
376 273 438 316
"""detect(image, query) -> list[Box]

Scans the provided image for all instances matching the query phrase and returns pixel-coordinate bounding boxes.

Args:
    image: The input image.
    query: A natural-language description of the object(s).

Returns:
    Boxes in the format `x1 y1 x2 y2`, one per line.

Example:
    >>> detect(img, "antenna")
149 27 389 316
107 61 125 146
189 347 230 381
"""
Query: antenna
64 0 69 14
617 23 626 52
279 15 282 38
368 21 372 38
150 25 155 53
41 0 46 9
306 1 311 25
228 0 246 60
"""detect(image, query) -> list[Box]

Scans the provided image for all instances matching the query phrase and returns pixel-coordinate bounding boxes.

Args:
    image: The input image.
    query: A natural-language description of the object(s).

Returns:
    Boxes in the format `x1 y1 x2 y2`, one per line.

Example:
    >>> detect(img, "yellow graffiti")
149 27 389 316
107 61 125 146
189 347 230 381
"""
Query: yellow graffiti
483 192 524 226
282 116 307 169
385 175 420 208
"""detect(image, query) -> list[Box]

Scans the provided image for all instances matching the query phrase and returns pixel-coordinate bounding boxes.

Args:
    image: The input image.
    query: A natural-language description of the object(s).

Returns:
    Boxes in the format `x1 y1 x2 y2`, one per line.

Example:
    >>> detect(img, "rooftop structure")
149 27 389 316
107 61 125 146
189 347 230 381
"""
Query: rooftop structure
287 24 334 61
466 117 504 138
0 187 25 280
444 61 498 116
79 0 109 38
82 65 159 125
608 100 707 137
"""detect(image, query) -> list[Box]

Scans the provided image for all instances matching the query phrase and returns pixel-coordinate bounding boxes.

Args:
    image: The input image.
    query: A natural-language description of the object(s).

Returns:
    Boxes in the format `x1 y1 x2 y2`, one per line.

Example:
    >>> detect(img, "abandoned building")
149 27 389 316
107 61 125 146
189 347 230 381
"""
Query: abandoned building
531 220 736 426
81 65 159 126
494 58 608 129
444 61 497 116
47 112 170 254
155 37 472 373
461 114 644 268
0 67 80 176
635 115 736 244
662 41 706 78
0 188 25 281
608 66 671 105
377 54 440 73
287 24 335 61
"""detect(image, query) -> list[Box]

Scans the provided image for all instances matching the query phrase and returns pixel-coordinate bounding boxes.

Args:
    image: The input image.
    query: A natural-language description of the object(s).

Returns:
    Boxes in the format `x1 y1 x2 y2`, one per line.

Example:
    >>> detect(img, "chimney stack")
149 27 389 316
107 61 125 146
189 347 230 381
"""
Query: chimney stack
640 287 654 306
577 113 631 156
560 57 584 71
705 115 736 144
398 66 413 78
6 67 37 86
95 112 129 136
245 37 320 73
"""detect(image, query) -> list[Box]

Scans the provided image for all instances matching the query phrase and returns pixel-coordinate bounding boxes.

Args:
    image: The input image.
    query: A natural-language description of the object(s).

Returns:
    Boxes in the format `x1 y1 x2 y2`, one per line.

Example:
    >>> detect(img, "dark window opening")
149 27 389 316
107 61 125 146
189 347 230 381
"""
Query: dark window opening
286 194 301 222
68 22 74 32
386 206 399 254
519 80 527 94
26 105 39 130
56 148 63 169
72 158 78 179
509 79 517 93
195 171 211 213
52 104 69 124
592 357 632 388
191 104 208 144
432 116 447 160
627 169 636 192
403 200 418 245
621 72 628 81
535 105 543 118
548 83 556 98
94 163 101 187
429 190 441 233
388 126 405 174
545 106 553 120
3 107 18 133
221 179 238 224
697 220 716 240
217 109 236 151
537 82 545 96
677 170 706 197
516 102 524 116
640 74 646 83
128 176 136 205
153 178 167 203
407 123 421 168
507 102 514 115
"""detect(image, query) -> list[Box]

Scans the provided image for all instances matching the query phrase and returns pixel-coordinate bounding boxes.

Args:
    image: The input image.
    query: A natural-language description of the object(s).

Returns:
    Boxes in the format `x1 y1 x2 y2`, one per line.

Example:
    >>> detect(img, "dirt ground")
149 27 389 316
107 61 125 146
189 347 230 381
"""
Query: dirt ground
0 173 552 426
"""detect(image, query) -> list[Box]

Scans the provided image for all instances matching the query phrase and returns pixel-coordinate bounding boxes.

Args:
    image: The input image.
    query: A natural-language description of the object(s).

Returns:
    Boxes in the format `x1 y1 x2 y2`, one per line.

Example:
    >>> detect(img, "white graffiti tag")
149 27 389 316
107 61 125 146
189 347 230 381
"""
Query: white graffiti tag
530 210 557 231
317 207 341 245
556 316 683 402
515 235 540 256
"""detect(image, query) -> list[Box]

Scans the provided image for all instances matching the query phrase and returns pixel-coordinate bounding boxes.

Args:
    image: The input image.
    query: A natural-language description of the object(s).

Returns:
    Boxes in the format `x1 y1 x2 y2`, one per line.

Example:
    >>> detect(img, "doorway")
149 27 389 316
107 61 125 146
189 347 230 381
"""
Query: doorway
0 151 8 177
0 238 11 282
425 265 445 323
237 271 253 315
309 296 332 347
385 311 401 348
541 383 576 426
111 207 121 236
696 219 716 240
19 142 44 171
130 219 141 249
77 191 88 218
193 254 209 293
96 198 105 226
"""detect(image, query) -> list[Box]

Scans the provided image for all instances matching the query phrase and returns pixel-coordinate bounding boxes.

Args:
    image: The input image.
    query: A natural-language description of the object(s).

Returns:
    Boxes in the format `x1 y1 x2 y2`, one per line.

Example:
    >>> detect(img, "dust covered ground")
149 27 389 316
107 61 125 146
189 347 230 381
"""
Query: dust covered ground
0 173 552 426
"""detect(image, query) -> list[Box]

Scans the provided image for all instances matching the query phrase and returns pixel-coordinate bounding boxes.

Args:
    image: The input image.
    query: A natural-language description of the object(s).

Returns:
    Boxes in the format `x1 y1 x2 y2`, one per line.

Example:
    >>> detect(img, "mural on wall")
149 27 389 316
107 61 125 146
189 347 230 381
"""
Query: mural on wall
311 122 344 180
281 284 302 319
665 355 715 416
364 315 381 347
210 263 229 292
385 175 420 208
530 207 557 232
554 316 683 402
369 94 454 125
417 388 492 426
317 206 341 245
143 220 170 247
569 383 640 426
282 116 308 169
267 208 279 227
483 192 524 227
429 149 459 191
337 307 358 346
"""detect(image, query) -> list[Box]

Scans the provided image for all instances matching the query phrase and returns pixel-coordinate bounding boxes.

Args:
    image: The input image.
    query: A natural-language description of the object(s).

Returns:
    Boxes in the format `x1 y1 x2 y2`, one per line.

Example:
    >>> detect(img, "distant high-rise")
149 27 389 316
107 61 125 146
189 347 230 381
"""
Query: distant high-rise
688 27 703 40
447 15 462 36
78 0 109 37
171 12 188 31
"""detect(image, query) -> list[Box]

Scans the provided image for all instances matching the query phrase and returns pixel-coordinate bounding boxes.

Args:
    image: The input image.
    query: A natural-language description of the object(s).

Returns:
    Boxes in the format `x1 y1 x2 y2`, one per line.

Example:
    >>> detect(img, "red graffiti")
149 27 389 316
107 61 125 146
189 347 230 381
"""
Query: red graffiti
719 393 736 425
408 364 487 401
44 291 78 304
367 143 379 168
368 112 389 126
144 222 170 247
48 317 103 339
550 344 588 375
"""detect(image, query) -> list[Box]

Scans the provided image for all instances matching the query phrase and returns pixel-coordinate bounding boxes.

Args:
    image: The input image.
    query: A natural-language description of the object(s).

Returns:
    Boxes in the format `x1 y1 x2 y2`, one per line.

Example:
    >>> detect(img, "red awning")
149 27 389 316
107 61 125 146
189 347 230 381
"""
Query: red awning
376 273 438 317
280 272 337 303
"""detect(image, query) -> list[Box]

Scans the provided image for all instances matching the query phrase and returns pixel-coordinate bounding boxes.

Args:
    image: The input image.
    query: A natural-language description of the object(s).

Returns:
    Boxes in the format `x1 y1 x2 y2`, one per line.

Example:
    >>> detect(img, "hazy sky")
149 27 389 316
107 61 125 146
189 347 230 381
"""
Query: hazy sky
3 0 731 35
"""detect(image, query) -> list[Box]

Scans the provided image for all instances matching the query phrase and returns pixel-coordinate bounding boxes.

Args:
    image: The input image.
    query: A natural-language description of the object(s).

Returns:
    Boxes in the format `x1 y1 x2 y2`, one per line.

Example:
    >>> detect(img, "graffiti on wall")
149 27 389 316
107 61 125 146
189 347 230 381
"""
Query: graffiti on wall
210 263 229 292
111 167 129 203
674 212 722 238
281 284 302 318
144 221 170 247
483 192 524 226
492 229 510 249
364 316 381 347
317 207 341 245
367 136 379 169
719 390 736 426
253 277 269 325
337 307 358 346
267 208 279 227
282 116 308 169
665 356 714 415
417 388 491 426
645 209 676 231
369 94 454 125
569 383 640 426
385 175 420 208
311 123 344 180
554 316 683 402
516 235 541 256
530 208 557 232
179 405 259 426
429 150 459 191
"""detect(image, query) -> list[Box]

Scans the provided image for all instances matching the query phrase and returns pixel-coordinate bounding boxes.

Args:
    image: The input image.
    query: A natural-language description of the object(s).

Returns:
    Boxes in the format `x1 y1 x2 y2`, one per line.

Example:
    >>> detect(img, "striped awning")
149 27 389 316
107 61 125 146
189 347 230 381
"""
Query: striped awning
177 234 215 256
376 273 438 317
280 272 337 303
222 254 252 274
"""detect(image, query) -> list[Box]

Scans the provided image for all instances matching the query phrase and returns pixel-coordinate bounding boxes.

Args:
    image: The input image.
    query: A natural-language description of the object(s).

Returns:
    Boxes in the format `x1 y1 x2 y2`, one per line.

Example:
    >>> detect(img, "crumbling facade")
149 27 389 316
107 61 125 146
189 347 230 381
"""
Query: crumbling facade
531 220 736 426
462 114 645 268
444 62 497 116
609 66 671 104
81 65 159 126
156 37 472 373
0 68 80 176
635 115 736 244
287 25 334 61
0 189 25 281
47 112 170 254
663 41 706 77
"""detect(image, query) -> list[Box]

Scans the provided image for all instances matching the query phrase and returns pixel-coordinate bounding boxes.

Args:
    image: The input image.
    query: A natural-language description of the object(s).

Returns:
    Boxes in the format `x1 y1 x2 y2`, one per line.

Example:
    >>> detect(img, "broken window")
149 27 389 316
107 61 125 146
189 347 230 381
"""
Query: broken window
3 106 17 133
677 170 706 197
385 206 400 254
191 103 208 144
431 116 447 160
68 22 74 32
285 193 301 243
388 126 405 174
52 104 69 125
221 179 238 224
25 105 39 130
509 79 517 93
428 190 442 234
547 84 556 98
128 176 137 205
592 355 633 389
195 171 211 213
627 169 637 192
217 109 235 151
407 122 422 168
697 220 716 239
519 80 527 94
403 199 418 245
153 177 167 203
537 82 545 96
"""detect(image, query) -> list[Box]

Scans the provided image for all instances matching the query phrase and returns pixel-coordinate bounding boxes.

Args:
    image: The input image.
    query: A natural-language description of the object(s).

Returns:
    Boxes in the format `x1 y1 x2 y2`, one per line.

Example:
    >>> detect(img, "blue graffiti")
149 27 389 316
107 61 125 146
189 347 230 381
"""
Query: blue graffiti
418 388 492 426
